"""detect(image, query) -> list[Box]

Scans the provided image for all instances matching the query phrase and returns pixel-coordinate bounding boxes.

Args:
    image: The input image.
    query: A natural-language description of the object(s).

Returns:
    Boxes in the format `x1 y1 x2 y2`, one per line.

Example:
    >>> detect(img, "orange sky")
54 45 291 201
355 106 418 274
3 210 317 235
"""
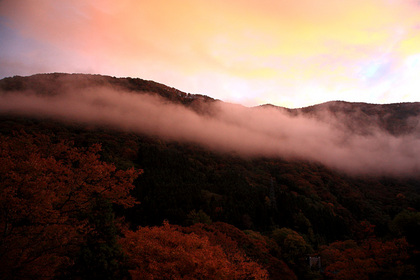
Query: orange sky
1 0 420 107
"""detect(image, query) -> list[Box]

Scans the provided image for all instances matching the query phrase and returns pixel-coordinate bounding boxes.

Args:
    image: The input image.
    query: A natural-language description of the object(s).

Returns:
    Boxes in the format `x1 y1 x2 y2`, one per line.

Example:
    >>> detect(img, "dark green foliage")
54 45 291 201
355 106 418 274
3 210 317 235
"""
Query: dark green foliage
59 198 131 280
187 209 212 225
272 228 313 263
390 210 420 259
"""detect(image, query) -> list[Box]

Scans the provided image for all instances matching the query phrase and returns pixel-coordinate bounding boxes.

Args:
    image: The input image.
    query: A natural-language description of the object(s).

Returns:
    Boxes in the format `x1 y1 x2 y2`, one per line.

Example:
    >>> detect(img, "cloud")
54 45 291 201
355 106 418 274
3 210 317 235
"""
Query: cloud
1 83 419 177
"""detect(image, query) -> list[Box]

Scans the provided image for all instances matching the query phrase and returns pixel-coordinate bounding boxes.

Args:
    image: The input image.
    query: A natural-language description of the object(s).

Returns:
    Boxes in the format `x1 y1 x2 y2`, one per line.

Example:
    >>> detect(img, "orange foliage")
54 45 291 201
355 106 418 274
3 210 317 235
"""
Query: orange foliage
320 237 410 280
119 221 269 280
0 132 141 279
170 222 296 280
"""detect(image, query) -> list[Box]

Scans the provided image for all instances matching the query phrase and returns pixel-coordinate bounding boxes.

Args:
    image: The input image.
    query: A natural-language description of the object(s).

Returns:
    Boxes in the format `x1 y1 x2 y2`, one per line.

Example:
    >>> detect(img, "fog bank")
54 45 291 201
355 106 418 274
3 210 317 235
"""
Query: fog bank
1 87 419 176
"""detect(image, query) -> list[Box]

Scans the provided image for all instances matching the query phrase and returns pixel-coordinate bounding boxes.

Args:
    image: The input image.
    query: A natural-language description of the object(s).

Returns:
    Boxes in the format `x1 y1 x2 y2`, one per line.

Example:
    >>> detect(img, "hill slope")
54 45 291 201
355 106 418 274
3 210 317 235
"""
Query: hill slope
1 73 419 279
3 73 420 136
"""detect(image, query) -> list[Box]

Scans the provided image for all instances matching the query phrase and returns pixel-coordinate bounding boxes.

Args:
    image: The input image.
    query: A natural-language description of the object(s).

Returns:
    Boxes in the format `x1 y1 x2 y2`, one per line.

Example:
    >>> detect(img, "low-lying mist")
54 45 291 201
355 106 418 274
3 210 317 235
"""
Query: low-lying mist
1 86 419 177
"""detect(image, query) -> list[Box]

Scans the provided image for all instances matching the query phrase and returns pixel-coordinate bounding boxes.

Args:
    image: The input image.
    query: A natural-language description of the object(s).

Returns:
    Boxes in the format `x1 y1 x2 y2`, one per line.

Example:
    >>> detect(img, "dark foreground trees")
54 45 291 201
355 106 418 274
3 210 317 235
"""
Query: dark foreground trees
0 132 272 279
320 236 415 280
0 132 141 279
1 129 419 279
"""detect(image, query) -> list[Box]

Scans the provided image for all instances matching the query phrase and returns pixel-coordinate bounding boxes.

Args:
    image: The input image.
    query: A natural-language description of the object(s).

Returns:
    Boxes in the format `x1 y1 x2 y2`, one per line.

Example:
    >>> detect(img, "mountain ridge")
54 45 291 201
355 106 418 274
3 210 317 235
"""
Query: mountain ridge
2 72 419 109
2 73 420 137
1 73 420 279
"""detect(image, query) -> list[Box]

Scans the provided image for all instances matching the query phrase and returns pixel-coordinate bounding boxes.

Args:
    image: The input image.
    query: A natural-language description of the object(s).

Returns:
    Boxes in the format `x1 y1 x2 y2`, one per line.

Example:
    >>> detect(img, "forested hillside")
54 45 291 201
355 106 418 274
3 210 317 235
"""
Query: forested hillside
1 74 419 279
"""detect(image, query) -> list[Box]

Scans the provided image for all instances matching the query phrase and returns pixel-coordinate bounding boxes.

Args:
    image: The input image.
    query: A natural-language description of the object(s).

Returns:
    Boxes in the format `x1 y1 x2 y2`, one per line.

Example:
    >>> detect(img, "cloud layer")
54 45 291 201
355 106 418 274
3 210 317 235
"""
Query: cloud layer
1 86 419 177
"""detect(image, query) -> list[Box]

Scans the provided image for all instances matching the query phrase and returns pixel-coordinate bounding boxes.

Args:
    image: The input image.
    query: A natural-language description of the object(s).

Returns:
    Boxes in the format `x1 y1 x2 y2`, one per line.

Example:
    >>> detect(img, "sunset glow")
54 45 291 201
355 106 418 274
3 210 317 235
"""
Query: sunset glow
1 0 420 107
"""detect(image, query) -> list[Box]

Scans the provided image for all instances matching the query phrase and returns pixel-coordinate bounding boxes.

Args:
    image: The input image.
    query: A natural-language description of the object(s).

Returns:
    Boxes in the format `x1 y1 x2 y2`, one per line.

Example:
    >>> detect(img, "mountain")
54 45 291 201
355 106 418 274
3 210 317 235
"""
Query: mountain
0 72 216 107
1 73 419 279
297 101 420 136
261 101 420 137
3 73 419 137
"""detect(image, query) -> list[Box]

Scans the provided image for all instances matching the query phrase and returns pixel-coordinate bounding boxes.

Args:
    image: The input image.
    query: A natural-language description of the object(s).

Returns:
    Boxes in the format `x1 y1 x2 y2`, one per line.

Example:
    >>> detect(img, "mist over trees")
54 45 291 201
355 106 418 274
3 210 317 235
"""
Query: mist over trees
2 74 420 176
1 74 419 279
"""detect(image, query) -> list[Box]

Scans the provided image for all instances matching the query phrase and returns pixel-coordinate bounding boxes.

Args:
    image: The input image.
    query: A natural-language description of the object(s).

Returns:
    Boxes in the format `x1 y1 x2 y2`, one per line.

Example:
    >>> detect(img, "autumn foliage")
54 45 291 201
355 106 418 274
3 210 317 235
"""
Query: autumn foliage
0 132 141 279
1 127 419 279
120 221 269 280
178 222 297 280
0 131 271 279
320 237 413 280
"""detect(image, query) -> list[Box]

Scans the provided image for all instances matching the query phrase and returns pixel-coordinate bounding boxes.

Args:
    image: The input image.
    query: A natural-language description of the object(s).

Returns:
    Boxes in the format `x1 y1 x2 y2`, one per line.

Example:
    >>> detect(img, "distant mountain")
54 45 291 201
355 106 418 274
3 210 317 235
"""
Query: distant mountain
261 101 420 136
3 73 419 137
296 101 420 136
0 72 216 106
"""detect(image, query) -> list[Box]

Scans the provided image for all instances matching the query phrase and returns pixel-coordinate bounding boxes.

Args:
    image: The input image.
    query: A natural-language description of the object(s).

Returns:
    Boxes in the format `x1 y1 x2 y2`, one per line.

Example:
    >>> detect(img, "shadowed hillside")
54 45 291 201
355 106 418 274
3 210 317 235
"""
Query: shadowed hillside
296 101 420 136
1 73 419 279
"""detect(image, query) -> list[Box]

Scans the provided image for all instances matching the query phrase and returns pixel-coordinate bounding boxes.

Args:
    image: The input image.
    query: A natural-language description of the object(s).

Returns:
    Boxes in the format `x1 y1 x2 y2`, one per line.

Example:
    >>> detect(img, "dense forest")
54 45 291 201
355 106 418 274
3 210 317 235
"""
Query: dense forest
1 74 420 279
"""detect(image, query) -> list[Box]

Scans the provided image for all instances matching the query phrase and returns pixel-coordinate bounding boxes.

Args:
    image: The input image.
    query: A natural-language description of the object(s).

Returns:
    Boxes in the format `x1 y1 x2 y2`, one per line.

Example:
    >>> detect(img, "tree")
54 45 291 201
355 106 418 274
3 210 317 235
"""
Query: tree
60 198 131 280
390 210 420 247
0 131 141 279
320 238 414 280
272 228 313 265
178 222 296 280
119 221 269 280
187 209 212 225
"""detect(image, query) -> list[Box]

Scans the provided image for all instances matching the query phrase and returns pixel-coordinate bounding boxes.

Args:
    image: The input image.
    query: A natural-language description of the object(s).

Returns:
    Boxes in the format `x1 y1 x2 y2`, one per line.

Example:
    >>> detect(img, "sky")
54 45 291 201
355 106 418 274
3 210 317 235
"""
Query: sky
1 0 420 108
